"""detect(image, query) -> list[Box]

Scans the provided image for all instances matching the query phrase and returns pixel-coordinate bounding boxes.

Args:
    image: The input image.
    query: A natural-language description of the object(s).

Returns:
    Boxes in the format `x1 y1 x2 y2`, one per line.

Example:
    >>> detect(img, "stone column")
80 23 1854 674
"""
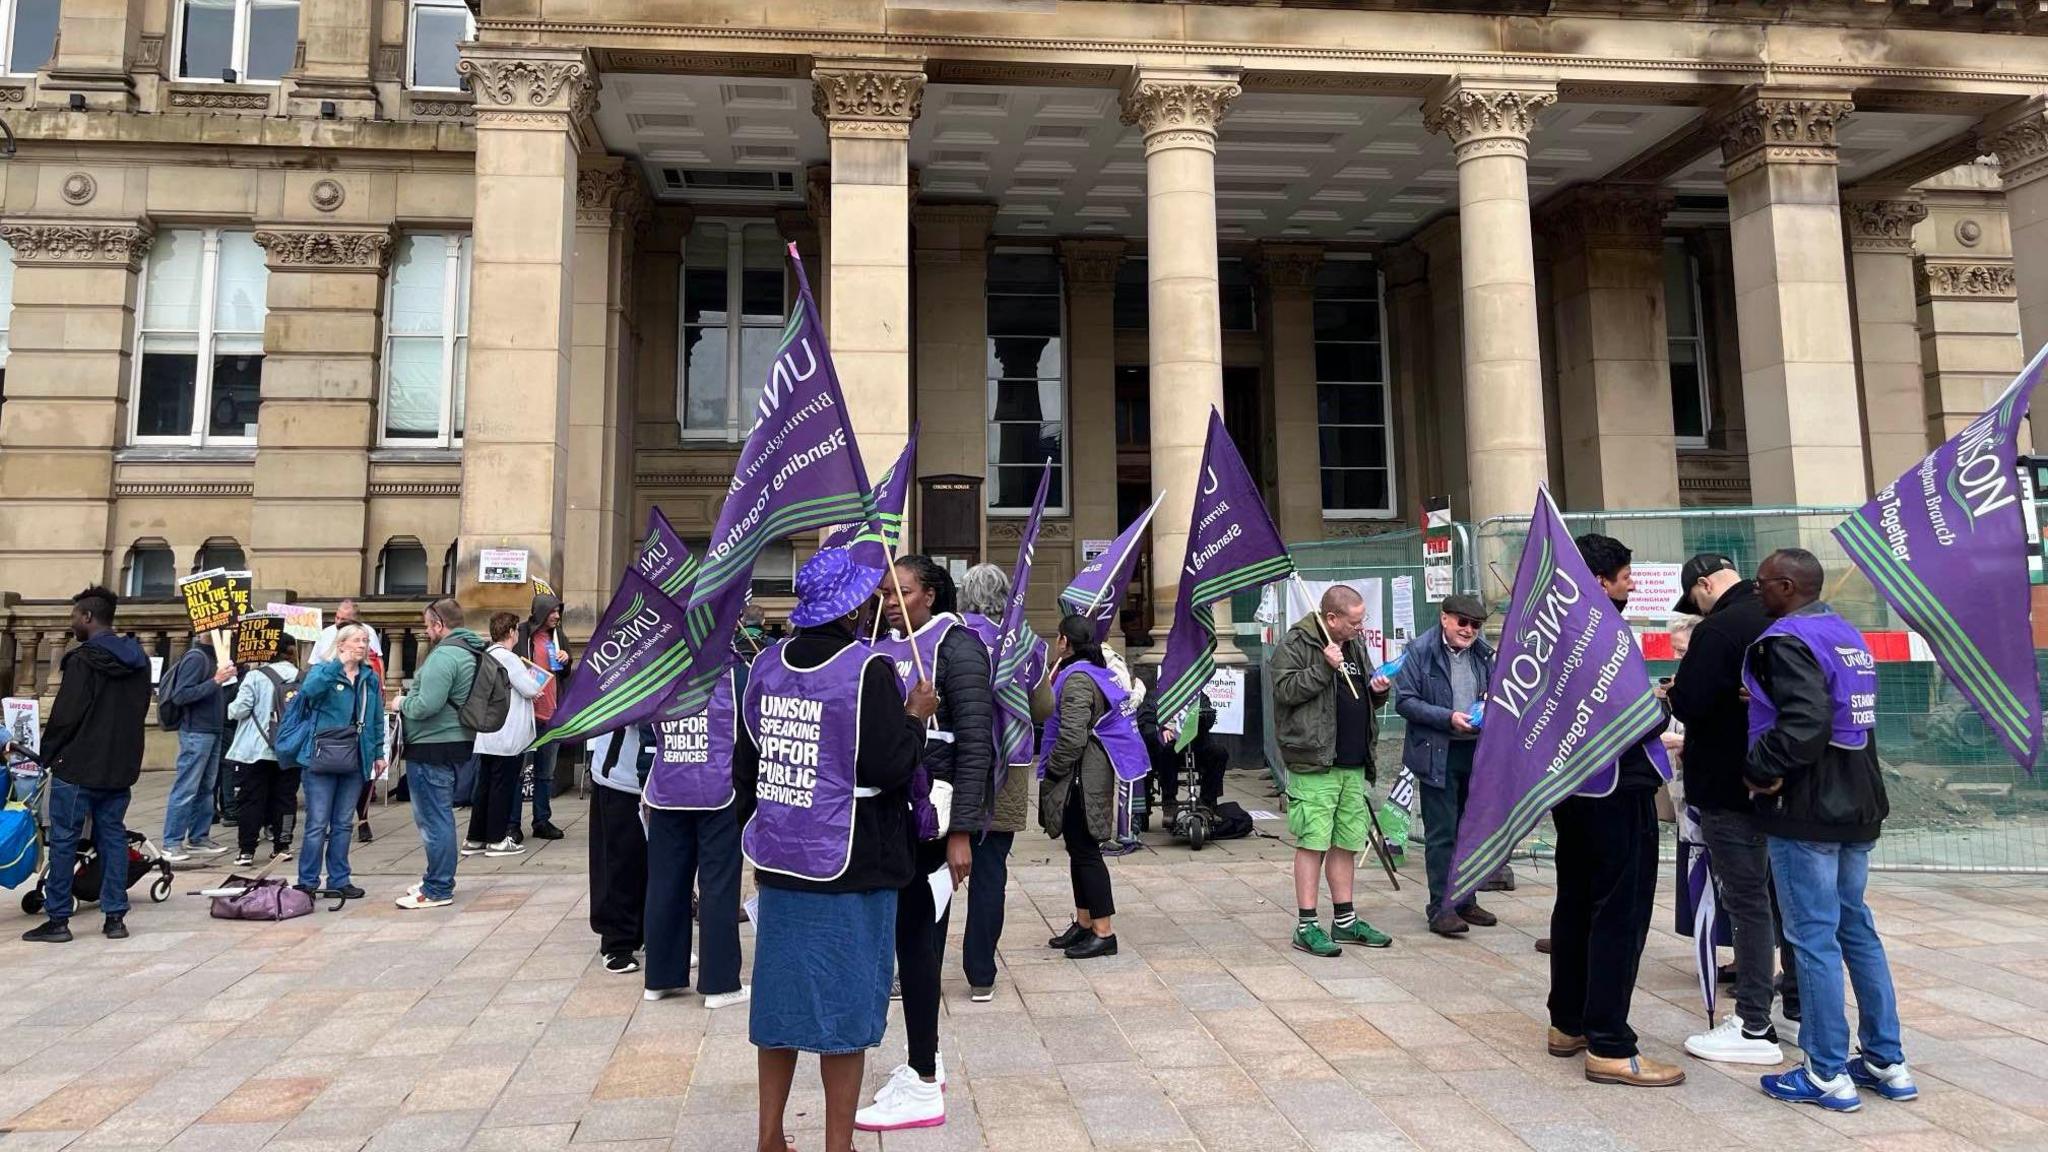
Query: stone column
813 60 924 479
0 221 152 596
1916 256 2022 441
1061 238 1123 576
1422 77 1557 524
912 203 996 503
1539 184 1680 509
1842 193 1932 490
37 0 138 110
1253 242 1324 543
1119 67 1240 640
1983 97 2048 359
286 0 381 119
453 46 594 611
248 226 392 595
1715 89 1867 505
565 159 645 632
1383 243 1437 519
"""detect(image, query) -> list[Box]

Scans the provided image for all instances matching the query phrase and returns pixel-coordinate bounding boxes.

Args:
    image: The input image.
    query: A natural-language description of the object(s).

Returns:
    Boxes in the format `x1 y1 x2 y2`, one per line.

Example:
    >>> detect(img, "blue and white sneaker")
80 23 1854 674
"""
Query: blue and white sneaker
1848 1054 1919 1102
1761 1064 1862 1112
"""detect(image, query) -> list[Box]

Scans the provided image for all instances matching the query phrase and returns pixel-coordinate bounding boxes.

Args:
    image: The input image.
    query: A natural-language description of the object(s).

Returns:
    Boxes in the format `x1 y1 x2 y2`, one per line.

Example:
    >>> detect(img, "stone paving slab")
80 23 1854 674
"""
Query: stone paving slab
2 771 2047 1150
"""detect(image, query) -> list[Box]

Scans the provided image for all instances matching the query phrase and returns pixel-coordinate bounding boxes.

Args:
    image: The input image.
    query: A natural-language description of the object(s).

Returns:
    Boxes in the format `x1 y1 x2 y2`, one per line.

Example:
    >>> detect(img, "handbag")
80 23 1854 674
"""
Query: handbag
210 875 314 921
307 677 369 777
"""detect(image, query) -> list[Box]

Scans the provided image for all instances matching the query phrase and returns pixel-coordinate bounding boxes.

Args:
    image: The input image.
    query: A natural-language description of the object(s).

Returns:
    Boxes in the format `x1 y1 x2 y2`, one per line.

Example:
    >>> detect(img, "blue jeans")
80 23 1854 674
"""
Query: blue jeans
45 778 131 920
408 762 458 900
962 831 1015 989
525 743 558 828
299 771 363 891
165 729 222 846
1768 837 1904 1079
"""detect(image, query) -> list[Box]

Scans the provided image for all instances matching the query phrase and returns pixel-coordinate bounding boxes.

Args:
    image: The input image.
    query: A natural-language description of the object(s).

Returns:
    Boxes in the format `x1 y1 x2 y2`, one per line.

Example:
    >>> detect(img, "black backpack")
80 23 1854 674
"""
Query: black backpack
456 638 513 734
1209 801 1255 841
156 649 208 730
256 666 301 751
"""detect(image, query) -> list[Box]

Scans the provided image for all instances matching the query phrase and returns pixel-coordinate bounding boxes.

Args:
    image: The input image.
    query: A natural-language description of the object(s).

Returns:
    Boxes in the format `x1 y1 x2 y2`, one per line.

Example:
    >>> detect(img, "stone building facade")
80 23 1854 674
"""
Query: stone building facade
1 0 2046 645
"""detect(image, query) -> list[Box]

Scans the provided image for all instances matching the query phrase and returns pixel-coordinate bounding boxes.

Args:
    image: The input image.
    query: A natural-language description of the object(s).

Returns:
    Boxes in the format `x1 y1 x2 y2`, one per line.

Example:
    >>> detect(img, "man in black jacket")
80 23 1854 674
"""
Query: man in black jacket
1745 548 1912 1111
1669 553 1795 1065
19 587 154 943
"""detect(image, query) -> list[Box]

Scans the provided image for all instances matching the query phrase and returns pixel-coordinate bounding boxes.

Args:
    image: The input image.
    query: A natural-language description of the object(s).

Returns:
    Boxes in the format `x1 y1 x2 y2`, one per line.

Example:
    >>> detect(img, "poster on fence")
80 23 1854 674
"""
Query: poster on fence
480 549 530 585
1282 577 1387 666
3 698 39 767
178 568 251 635
235 614 287 665
266 602 323 643
1203 668 1246 735
1390 575 1416 663
1621 562 1683 623
1422 535 1453 602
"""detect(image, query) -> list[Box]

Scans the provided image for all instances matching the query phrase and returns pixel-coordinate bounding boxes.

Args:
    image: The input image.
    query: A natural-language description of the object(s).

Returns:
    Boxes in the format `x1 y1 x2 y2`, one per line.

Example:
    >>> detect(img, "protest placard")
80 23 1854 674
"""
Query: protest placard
235 614 287 665
179 568 246 634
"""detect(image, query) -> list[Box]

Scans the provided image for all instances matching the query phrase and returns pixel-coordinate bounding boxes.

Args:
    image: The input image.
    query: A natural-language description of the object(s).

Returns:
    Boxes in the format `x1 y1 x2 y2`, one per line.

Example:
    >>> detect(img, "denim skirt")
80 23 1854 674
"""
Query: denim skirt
749 885 898 1055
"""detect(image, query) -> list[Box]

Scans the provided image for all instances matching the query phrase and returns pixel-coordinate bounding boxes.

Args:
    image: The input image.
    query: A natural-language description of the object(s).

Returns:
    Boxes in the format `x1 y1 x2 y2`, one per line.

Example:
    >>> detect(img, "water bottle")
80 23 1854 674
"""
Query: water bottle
1467 701 1486 730
1375 651 1406 679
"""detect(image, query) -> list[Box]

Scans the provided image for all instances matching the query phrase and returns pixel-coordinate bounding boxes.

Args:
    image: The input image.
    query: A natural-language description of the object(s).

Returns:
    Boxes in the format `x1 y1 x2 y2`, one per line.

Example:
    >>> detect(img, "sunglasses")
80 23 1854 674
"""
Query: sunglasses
1449 614 1484 629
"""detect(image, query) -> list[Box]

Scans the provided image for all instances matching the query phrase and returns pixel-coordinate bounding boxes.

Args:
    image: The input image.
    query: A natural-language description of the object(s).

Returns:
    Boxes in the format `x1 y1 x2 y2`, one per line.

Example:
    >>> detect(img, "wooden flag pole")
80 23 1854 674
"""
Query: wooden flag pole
881 548 929 687
1078 489 1165 626
1290 572 1361 700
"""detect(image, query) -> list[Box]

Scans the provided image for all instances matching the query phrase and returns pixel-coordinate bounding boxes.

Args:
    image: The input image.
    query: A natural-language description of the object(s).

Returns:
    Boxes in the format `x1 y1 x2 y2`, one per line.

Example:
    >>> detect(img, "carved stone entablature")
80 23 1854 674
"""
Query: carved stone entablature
1983 97 2048 190
367 481 461 498
1539 184 1673 252
1253 242 1323 291
410 97 475 121
1422 79 1557 162
811 61 926 140
1916 257 2017 301
1843 196 1928 254
253 228 393 272
113 480 254 498
1323 519 1408 540
167 86 273 112
1119 71 1241 154
598 50 801 78
1716 90 1854 179
457 50 596 132
0 220 153 268
989 517 1073 543
1058 238 1125 287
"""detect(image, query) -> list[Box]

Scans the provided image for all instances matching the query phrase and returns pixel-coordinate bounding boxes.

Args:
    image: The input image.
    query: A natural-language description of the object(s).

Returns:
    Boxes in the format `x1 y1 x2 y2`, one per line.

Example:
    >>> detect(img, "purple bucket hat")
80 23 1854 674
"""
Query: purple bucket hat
788 546 885 628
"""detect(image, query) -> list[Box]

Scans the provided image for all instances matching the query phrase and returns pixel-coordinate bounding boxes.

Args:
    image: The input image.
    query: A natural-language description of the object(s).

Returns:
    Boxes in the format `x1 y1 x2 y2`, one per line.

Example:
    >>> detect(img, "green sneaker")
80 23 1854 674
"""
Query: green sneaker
1331 919 1393 948
1292 921 1342 958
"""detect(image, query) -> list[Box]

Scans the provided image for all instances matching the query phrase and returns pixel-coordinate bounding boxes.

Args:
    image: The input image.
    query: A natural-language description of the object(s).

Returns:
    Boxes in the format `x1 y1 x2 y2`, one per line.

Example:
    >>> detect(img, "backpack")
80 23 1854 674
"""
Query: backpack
1209 801 1255 842
273 682 319 769
256 666 300 753
456 639 513 735
156 649 205 730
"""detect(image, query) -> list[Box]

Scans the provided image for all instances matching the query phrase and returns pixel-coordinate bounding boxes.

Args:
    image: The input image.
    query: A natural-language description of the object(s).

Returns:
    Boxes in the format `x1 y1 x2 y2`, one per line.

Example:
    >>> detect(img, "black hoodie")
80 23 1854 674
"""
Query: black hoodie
514 593 566 669
42 630 153 790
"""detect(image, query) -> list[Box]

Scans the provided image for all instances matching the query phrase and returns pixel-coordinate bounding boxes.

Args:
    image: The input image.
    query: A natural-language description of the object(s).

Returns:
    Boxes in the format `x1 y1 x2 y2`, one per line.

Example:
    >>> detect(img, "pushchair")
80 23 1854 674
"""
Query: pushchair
7 756 175 915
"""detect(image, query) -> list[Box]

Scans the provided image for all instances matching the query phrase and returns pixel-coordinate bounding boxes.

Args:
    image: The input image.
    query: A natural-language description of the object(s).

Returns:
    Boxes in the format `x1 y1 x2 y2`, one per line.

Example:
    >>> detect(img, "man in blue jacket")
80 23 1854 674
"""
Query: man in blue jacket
1393 593 1500 937
160 633 236 862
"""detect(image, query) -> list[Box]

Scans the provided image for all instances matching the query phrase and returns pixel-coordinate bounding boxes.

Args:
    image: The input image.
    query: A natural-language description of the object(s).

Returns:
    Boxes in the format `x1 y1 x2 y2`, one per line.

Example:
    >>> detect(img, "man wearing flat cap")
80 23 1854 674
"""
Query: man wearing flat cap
1393 593 1501 937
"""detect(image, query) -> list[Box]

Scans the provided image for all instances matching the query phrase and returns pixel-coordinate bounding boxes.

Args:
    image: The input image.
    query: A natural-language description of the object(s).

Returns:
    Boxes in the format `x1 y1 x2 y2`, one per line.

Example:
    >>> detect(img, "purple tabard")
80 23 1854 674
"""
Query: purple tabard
1040 662 1152 784
1743 608 1879 750
740 639 881 882
872 613 959 693
644 665 739 811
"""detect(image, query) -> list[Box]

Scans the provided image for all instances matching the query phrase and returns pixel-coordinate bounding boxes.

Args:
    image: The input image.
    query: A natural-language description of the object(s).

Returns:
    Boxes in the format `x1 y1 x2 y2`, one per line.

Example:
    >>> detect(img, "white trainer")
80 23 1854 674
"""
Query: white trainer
1685 1015 1785 1066
483 838 525 857
705 986 752 1010
643 987 688 1002
854 1074 944 1132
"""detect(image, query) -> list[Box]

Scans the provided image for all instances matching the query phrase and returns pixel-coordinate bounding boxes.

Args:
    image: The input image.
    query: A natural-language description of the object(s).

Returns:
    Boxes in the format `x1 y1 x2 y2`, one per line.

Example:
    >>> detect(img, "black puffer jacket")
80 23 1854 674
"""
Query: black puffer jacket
927 625 996 833
1743 627 1889 844
41 631 153 791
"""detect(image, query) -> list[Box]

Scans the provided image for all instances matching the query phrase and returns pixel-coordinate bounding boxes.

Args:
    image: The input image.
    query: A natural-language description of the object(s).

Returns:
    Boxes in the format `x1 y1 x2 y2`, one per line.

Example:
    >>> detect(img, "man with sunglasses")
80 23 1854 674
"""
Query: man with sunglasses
1393 593 1500 937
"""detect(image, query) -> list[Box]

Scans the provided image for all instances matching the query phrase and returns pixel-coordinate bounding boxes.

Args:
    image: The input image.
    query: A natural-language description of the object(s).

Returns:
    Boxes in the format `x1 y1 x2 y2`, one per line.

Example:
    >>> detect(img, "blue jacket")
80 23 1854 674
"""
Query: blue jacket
295 660 385 779
1393 625 1496 789
166 646 227 733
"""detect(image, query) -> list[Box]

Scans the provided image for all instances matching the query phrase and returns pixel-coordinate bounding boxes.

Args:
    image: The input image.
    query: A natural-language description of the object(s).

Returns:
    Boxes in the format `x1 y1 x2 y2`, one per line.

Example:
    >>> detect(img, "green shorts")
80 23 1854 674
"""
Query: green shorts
1287 767 1370 854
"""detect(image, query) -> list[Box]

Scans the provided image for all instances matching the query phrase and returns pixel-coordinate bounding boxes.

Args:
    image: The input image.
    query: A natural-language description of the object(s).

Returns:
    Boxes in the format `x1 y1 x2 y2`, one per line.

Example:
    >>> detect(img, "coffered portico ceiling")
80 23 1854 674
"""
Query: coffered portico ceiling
592 71 1978 242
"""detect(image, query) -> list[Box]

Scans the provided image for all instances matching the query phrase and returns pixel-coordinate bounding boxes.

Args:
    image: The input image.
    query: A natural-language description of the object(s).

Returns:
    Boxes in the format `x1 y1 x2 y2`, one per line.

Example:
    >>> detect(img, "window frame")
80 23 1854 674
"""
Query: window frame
377 537 432 596
128 227 267 449
1314 255 1397 520
377 232 472 448
1665 237 1713 449
171 0 302 84
404 0 474 93
675 218 788 444
124 541 178 599
985 246 1068 517
1 0 58 77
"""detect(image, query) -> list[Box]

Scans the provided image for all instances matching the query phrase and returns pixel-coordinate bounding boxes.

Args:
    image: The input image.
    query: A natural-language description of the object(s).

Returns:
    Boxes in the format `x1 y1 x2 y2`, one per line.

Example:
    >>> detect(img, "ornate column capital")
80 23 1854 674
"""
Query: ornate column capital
0 219 154 269
1916 256 2017 302
1538 183 1672 252
1058 237 1126 289
1715 87 1854 180
811 59 926 141
456 46 597 137
1422 77 1557 162
252 226 394 273
576 160 638 228
804 164 833 222
1981 95 2048 190
1251 242 1323 293
1841 193 1928 255
1118 69 1241 156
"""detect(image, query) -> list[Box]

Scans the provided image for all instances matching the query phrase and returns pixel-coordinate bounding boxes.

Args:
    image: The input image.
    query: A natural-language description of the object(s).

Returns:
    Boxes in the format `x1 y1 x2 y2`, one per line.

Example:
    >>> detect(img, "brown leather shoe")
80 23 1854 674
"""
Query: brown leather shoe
1547 1027 1588 1057
1535 937 1553 954
1456 903 1498 928
1428 911 1469 937
1584 1054 1686 1087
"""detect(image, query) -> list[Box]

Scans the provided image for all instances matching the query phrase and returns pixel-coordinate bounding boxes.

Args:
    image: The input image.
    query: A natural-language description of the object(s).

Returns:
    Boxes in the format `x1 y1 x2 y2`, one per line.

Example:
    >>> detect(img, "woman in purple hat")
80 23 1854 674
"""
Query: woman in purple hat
736 547 936 1152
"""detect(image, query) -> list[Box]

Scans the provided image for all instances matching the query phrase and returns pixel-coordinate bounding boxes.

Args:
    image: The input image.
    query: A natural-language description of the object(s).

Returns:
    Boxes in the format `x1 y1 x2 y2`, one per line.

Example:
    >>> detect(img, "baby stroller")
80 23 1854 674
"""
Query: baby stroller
7 755 175 915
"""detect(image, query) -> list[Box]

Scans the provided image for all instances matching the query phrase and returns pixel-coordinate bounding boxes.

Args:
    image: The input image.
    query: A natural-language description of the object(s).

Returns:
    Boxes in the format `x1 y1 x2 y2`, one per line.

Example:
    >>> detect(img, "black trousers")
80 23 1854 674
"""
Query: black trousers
1160 744 1225 810
1421 741 1477 918
466 753 523 846
644 805 743 996
233 760 299 855
1548 788 1659 1059
588 785 647 957
961 831 1014 989
1063 782 1115 919
896 836 953 1079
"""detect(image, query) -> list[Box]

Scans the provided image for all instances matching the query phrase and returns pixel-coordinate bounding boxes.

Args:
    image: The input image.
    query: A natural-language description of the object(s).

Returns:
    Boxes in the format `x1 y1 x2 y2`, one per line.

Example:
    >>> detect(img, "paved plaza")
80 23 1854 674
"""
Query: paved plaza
2 771 2046 1152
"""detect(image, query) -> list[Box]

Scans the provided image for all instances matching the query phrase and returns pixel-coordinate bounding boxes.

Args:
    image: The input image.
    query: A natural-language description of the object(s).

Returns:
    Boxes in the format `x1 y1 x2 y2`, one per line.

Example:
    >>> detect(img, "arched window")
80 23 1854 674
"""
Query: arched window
194 537 246 573
378 537 430 596
124 539 177 598
442 543 457 595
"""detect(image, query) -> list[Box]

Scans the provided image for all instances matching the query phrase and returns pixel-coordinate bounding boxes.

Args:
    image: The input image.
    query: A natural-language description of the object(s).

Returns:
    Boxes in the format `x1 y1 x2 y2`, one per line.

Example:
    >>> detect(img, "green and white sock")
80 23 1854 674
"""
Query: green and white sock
1333 902 1357 929
1297 907 1318 928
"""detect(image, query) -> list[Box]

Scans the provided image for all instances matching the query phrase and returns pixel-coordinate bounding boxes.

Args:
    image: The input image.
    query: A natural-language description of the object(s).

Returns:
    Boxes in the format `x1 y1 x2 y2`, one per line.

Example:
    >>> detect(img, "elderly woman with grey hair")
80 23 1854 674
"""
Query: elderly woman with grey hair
954 563 1051 1002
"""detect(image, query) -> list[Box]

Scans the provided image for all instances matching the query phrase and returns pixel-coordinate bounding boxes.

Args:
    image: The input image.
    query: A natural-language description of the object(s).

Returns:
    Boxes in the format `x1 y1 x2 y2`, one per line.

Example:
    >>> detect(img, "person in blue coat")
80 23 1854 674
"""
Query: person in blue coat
1393 593 1500 937
292 623 386 899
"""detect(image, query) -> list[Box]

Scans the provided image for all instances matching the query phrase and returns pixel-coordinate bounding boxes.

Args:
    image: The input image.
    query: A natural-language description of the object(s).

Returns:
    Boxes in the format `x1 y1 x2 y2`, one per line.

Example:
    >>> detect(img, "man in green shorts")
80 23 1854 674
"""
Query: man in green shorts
1268 584 1394 956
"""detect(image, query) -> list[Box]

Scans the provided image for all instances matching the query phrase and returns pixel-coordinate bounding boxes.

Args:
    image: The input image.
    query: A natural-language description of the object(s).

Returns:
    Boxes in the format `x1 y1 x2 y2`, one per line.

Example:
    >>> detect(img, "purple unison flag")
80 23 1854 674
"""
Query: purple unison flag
1446 487 1664 907
1059 490 1164 644
535 569 696 747
1154 409 1297 750
1834 344 2048 772
637 506 698 604
822 423 917 571
663 245 874 719
1687 830 1719 1022
995 462 1052 767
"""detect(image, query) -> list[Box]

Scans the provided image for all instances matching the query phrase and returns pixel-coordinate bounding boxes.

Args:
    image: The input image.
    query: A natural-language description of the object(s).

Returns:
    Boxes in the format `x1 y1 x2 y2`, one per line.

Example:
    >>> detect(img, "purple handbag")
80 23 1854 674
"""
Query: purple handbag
210 875 314 921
